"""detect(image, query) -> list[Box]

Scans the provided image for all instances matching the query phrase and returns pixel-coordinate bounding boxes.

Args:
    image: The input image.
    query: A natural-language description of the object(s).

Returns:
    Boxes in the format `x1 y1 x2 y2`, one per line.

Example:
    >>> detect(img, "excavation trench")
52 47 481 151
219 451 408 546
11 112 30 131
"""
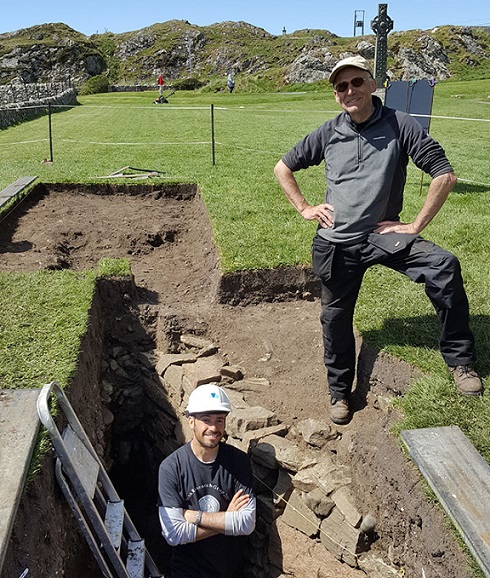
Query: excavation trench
0 184 474 578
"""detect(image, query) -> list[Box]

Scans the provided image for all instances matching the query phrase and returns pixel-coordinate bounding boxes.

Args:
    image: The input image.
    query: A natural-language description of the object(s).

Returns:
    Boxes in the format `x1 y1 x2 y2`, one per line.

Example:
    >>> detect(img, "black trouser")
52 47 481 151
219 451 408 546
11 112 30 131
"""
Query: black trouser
313 234 476 400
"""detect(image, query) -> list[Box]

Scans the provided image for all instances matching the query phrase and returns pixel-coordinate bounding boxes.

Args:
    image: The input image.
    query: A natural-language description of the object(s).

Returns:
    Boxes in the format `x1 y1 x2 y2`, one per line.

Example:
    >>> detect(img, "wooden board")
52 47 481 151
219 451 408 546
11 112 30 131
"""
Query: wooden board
401 426 490 577
0 176 37 205
0 389 40 571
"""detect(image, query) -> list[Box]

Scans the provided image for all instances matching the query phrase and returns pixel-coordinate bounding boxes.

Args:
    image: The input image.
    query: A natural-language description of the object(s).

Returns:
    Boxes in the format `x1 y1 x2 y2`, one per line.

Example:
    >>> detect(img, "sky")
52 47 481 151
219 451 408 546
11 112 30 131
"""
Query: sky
1 0 489 38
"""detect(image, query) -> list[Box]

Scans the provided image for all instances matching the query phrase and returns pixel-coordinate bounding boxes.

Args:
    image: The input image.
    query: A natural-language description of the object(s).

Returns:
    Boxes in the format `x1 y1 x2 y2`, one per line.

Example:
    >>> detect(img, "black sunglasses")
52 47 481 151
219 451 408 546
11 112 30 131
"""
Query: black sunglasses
334 76 369 93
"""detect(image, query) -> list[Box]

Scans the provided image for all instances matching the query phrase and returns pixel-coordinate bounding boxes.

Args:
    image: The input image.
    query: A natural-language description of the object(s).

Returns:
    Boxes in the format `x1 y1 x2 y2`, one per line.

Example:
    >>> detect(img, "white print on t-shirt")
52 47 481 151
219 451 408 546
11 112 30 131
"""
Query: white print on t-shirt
198 495 220 512
186 483 230 502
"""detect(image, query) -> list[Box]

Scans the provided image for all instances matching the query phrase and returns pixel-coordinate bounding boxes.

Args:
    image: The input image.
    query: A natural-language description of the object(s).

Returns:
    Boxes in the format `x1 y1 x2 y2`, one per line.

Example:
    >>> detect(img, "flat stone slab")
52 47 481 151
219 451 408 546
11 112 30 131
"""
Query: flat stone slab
401 425 490 577
0 389 40 570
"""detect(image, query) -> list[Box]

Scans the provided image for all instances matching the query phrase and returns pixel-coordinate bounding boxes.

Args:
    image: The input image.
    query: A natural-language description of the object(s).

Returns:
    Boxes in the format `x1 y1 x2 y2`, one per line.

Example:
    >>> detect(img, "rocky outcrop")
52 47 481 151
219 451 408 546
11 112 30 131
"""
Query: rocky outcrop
0 25 104 85
396 34 451 80
0 22 488 91
285 48 338 83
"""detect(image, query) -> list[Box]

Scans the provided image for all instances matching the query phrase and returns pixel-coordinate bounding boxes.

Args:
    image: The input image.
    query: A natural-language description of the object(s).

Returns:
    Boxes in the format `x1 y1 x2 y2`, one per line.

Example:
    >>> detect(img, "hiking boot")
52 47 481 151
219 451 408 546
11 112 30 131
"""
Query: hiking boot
329 397 351 425
448 365 483 396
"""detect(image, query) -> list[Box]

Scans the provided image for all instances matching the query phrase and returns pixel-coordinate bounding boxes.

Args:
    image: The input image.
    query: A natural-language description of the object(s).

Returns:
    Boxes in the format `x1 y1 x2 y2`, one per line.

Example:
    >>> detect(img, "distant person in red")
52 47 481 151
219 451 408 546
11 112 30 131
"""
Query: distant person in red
158 74 164 95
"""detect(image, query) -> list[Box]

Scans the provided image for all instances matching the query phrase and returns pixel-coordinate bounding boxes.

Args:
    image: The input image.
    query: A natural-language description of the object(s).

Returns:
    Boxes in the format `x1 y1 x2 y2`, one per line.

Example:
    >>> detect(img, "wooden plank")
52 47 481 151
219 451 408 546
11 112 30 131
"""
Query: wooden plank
0 389 41 571
401 426 490 577
0 177 37 204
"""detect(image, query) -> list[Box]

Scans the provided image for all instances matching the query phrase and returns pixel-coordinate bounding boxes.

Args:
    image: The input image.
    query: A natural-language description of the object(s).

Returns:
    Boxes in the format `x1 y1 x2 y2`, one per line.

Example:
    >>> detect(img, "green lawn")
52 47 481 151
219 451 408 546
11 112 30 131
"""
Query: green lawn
1 80 489 462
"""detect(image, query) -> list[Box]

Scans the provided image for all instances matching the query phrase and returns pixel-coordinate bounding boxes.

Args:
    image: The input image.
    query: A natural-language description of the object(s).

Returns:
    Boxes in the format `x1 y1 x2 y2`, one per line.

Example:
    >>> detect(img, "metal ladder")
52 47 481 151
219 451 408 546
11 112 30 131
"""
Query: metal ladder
37 381 163 578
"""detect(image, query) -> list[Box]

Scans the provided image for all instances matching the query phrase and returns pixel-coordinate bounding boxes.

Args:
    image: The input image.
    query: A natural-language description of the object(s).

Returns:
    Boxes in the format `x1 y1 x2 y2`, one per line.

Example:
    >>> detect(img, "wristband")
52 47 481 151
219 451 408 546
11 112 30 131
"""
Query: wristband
194 510 203 527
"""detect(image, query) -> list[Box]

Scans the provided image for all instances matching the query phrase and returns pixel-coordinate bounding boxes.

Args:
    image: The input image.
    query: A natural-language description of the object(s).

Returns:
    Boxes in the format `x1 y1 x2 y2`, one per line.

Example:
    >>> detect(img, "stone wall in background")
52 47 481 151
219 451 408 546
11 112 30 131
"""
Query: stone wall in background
0 86 77 129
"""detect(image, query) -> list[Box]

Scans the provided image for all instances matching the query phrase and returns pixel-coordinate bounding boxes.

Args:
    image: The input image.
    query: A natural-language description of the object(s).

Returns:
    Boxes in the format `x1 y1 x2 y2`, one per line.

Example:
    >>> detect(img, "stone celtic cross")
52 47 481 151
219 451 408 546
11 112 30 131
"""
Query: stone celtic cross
371 4 394 88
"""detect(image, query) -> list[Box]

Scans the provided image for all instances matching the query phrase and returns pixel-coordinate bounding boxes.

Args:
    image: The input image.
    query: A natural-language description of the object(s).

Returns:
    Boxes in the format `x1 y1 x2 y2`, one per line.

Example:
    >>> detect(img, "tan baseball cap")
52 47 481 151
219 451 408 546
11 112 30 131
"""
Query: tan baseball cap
329 55 374 84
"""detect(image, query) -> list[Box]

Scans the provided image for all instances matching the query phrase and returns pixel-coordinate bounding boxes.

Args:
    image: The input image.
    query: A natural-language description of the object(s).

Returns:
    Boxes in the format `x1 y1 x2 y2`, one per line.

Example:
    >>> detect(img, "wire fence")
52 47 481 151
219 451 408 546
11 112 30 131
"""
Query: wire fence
1 99 489 187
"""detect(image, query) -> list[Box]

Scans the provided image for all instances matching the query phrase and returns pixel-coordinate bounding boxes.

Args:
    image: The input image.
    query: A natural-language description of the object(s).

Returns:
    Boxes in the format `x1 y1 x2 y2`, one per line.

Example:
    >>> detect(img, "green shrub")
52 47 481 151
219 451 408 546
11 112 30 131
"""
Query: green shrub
79 74 109 95
172 77 205 90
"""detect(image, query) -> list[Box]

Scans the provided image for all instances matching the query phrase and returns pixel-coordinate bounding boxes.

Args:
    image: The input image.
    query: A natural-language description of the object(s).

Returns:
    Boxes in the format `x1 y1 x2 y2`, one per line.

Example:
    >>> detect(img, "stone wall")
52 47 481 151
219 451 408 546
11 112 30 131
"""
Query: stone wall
0 87 77 129
108 84 153 92
0 82 73 105
155 331 387 577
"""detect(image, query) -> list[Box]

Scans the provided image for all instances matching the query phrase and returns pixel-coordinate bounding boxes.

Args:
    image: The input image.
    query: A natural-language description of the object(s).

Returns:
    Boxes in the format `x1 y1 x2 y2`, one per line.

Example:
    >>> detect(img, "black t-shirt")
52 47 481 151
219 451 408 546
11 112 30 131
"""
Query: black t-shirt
158 442 254 578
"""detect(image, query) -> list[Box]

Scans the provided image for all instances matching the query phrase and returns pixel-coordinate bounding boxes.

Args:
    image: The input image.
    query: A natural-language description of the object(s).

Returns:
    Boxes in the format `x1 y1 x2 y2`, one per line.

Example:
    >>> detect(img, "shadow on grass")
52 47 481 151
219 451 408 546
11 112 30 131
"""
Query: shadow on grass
452 181 490 194
352 313 490 414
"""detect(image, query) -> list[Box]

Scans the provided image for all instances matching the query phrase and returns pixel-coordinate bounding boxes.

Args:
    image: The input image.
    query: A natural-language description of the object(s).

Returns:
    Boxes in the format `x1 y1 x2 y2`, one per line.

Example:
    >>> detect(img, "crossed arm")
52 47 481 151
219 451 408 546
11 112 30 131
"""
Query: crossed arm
159 489 256 546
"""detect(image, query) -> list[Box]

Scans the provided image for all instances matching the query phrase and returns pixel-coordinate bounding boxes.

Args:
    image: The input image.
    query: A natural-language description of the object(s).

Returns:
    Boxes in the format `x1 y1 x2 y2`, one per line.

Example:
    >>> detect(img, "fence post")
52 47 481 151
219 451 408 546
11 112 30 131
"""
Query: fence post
211 104 215 166
48 103 54 163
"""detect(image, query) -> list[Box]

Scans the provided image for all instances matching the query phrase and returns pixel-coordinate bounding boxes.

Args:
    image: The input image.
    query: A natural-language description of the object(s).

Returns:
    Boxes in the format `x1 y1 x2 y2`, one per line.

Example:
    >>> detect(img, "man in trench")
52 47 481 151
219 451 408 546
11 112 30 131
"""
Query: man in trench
274 55 482 425
158 383 256 577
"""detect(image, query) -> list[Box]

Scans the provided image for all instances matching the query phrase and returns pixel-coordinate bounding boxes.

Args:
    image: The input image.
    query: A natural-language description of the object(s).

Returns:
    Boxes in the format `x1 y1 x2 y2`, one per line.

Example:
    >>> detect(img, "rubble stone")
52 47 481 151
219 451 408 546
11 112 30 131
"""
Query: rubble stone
320 507 365 568
227 407 279 438
225 377 271 393
220 365 244 380
156 352 196 376
331 487 363 528
223 387 249 410
293 459 352 495
242 424 289 451
297 417 338 448
281 489 320 537
182 357 223 388
180 333 216 350
255 434 316 472
303 487 335 518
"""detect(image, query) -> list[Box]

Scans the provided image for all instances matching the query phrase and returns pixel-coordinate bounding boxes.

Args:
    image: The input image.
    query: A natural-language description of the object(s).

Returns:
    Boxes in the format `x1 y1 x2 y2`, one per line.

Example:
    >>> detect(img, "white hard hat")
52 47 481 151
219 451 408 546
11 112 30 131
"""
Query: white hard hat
186 383 232 415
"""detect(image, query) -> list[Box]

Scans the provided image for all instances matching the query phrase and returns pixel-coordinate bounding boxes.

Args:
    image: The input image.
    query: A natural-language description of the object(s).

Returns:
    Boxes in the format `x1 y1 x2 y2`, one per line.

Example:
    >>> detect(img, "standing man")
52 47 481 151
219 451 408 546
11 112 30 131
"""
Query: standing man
274 55 482 425
158 73 164 96
158 383 256 577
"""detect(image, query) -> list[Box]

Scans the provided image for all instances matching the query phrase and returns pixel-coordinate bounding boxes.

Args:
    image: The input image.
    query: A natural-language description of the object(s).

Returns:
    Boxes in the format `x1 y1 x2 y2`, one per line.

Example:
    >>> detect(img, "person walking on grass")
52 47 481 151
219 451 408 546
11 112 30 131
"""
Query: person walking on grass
274 55 482 426
227 73 235 93
158 383 256 577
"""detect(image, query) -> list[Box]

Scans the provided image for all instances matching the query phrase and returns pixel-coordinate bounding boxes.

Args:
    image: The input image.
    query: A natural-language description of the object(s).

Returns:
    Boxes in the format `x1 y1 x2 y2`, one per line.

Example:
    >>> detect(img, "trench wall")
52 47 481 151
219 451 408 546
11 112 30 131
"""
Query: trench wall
1 274 178 578
0 280 107 578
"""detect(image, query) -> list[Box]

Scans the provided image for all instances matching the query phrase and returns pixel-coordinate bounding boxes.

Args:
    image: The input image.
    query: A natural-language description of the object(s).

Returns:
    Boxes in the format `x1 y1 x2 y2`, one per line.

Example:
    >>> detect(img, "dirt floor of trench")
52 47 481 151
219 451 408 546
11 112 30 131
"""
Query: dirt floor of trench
0 183 476 578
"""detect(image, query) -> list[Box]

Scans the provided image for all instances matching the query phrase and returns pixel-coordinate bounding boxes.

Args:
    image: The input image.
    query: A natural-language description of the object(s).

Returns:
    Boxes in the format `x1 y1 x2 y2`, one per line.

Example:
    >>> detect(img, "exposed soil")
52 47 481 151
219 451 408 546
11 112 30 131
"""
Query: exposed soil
0 183 475 577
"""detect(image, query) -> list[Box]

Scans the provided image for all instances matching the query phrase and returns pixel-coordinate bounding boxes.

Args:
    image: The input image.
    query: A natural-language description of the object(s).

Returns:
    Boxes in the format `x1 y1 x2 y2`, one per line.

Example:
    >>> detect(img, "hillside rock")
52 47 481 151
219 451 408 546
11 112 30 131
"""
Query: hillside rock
397 34 451 80
356 41 375 60
285 48 337 83
0 24 104 84
0 21 488 88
